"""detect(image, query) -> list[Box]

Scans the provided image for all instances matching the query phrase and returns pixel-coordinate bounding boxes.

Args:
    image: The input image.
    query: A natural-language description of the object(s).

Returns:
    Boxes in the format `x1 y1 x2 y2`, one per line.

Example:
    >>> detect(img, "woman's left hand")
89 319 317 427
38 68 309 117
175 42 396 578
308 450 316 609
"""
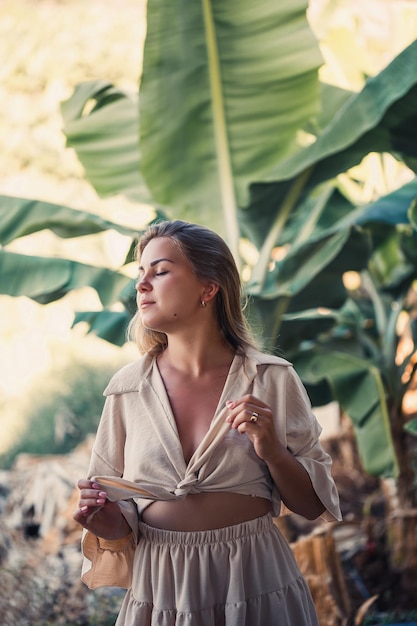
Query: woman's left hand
226 394 283 463
226 394 326 520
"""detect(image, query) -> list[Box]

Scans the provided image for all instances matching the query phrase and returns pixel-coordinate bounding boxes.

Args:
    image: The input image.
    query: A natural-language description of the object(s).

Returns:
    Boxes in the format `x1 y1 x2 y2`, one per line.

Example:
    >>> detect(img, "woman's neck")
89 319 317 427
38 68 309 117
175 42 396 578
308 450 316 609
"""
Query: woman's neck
158 336 235 377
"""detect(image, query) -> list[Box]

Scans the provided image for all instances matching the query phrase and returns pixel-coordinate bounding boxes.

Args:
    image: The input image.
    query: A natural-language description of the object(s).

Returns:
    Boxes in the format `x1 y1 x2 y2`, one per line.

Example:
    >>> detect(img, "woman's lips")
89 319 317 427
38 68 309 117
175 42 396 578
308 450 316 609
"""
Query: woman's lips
140 300 154 308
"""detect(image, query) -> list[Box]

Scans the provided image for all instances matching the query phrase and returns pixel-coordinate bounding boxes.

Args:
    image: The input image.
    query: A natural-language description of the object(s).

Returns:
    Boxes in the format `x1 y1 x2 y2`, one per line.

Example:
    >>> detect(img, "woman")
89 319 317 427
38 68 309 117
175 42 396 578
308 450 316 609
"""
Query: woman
74 220 341 626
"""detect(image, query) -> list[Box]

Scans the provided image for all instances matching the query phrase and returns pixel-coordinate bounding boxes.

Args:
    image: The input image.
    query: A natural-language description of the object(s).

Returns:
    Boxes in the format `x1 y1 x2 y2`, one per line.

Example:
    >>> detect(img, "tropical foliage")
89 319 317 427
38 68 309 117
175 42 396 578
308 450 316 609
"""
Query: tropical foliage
1 1 417 504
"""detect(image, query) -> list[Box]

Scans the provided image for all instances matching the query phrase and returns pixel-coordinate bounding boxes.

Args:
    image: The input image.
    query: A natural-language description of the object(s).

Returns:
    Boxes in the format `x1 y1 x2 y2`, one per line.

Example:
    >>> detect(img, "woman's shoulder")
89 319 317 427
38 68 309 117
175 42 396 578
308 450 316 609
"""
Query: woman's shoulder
103 352 153 396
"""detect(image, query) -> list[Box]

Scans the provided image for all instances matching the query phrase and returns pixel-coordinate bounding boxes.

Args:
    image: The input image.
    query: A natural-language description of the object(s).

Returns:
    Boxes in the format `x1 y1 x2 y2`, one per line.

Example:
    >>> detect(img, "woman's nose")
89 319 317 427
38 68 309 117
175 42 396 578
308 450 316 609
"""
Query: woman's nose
136 277 150 293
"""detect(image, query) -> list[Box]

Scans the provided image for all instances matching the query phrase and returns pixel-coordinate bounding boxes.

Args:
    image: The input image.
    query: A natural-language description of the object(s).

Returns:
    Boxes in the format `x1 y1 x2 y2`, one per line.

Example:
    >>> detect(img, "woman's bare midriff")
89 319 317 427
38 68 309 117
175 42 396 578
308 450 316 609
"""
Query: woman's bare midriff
141 492 273 531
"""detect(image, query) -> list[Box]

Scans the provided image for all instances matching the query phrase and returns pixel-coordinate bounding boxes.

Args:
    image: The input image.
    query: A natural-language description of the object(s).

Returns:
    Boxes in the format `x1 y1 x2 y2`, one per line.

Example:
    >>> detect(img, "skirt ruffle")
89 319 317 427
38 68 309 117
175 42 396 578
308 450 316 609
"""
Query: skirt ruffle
116 513 318 626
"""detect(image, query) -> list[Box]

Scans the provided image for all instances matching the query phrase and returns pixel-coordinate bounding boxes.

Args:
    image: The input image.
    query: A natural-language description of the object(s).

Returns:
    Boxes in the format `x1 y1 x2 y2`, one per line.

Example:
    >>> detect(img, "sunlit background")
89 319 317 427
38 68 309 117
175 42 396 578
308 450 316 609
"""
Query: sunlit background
1 0 417 454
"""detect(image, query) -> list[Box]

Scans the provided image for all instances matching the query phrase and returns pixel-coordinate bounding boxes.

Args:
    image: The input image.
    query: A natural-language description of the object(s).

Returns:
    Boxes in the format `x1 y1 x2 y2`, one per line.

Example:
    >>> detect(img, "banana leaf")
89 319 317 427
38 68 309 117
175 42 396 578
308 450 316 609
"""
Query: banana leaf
0 249 131 306
0 195 138 245
61 80 153 205
73 310 133 346
247 225 371 354
241 39 417 244
138 0 322 248
293 348 399 477
241 175 416 320
60 3 322 249
270 38 417 182
249 224 371 296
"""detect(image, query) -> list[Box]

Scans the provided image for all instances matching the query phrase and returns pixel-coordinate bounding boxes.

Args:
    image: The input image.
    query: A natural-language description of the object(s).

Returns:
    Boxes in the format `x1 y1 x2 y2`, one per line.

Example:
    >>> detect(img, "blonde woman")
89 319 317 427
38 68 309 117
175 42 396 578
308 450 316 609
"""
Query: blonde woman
74 220 341 625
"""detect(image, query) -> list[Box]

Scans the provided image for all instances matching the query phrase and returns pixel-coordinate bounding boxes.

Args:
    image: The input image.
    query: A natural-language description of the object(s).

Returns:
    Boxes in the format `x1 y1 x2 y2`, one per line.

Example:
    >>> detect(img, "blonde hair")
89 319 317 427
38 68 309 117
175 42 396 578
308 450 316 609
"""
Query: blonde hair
128 220 260 355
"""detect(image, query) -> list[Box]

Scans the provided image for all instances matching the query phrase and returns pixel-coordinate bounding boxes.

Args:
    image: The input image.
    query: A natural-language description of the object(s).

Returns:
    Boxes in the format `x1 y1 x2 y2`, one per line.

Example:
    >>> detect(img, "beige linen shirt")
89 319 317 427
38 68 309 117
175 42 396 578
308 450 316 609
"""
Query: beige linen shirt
81 348 341 588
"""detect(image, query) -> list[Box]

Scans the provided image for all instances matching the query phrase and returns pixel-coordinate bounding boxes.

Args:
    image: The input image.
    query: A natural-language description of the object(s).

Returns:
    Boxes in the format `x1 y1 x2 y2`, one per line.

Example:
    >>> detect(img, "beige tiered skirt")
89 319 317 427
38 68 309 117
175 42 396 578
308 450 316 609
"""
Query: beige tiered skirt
115 513 318 626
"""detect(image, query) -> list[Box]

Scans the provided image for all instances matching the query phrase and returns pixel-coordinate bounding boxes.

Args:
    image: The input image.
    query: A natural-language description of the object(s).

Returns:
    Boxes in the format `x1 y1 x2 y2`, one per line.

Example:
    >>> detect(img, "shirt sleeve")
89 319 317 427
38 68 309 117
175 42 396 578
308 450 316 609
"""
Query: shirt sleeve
80 394 141 589
273 366 342 522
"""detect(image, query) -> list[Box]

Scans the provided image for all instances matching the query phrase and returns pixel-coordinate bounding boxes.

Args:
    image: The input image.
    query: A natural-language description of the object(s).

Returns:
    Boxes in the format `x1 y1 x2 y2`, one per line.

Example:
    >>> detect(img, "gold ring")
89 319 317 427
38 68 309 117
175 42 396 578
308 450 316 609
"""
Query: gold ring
250 412 259 423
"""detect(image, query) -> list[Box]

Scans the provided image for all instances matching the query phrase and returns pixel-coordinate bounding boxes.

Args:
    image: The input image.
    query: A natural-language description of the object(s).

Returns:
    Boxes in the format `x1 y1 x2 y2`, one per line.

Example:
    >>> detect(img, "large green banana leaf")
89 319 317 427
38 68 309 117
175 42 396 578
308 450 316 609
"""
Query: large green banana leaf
250 226 370 296
253 174 417 254
293 348 398 477
241 39 417 246
0 195 166 304
0 195 137 306
62 81 153 205
59 3 322 249
246 175 417 326
267 182 417 478
140 0 322 247
0 249 131 306
338 177 417 229
270 38 417 182
251 176 417 358
247 225 371 354
59 26 417 258
0 195 138 245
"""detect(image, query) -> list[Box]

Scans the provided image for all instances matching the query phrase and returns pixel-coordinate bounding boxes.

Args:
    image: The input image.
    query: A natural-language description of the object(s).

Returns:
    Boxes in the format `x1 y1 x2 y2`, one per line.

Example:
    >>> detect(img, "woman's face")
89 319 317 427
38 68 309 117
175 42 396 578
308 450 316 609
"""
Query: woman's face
135 237 208 333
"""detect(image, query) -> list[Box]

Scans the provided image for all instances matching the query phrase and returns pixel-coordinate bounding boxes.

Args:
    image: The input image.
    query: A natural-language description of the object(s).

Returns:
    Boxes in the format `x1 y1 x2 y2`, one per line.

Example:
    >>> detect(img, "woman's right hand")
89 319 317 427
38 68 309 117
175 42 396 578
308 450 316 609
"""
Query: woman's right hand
73 479 131 539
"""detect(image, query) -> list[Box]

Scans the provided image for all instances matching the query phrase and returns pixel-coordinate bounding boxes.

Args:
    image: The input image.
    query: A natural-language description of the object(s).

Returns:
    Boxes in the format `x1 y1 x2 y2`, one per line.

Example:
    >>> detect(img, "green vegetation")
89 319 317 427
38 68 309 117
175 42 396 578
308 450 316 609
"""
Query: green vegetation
1 0 416 490
1 0 417 604
0 358 122 469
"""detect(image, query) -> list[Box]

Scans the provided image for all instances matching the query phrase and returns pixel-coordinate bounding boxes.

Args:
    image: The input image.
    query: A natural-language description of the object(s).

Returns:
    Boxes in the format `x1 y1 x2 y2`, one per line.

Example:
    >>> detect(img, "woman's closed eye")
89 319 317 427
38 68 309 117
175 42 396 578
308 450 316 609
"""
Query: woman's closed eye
136 268 168 281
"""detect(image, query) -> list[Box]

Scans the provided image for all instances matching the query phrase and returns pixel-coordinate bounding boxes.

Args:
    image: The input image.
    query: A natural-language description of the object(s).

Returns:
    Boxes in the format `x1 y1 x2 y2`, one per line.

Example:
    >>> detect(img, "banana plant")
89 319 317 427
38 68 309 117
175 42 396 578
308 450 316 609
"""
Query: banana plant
1 7 417 491
1 0 324 338
62 0 323 260
289 191 417 497
240 41 417 486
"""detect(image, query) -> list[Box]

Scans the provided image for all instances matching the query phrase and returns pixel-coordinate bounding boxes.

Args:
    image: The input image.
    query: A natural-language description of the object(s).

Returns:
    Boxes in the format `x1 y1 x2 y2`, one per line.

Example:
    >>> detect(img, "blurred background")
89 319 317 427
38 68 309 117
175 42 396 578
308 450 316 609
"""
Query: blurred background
1 0 416 471
1 1 417 624
0 0 146 461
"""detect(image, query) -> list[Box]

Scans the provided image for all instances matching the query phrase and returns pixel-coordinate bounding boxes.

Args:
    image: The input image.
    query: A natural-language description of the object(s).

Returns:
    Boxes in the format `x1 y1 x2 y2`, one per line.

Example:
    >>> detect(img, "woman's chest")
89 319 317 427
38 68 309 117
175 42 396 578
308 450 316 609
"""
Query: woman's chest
166 377 227 463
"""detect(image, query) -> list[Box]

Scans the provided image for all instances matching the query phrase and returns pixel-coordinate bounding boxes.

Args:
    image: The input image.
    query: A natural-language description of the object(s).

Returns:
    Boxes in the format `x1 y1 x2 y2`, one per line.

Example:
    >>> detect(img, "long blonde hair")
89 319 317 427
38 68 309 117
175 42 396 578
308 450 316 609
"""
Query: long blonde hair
128 220 260 355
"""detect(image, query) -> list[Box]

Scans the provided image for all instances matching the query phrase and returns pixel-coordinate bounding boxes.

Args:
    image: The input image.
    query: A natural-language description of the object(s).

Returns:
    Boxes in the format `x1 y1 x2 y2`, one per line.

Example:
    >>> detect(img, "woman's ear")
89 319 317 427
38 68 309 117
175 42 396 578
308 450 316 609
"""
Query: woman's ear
202 282 219 303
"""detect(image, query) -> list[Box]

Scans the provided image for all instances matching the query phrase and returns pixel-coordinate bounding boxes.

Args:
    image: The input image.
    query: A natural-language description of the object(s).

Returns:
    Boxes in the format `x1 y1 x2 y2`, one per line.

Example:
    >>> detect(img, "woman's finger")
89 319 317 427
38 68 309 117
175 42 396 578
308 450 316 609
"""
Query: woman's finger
79 490 108 507
75 478 108 514
226 399 272 429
